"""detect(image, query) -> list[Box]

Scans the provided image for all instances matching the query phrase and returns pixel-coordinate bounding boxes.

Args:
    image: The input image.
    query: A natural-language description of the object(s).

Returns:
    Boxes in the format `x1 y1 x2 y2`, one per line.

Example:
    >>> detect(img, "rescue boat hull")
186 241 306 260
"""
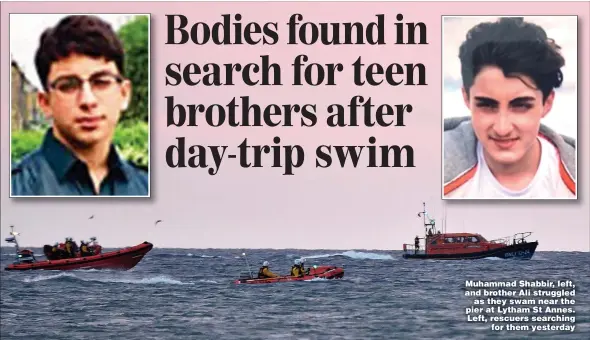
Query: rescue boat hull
4 242 153 271
403 241 538 260
234 266 344 284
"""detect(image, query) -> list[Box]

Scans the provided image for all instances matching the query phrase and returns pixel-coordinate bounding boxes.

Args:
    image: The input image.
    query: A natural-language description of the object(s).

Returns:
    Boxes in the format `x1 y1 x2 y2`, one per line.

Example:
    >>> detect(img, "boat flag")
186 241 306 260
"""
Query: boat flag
5 236 16 243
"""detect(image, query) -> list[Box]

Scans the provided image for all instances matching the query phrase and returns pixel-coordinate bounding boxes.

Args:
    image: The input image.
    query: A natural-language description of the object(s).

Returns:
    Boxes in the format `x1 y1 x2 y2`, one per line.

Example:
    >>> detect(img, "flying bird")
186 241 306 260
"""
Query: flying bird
155 220 162 226
89 215 94 219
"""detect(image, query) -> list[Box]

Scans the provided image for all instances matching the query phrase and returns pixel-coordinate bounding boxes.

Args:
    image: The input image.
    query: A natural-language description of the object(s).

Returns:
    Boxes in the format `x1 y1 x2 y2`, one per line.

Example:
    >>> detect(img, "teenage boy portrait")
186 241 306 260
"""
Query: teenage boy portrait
11 15 149 197
443 17 576 199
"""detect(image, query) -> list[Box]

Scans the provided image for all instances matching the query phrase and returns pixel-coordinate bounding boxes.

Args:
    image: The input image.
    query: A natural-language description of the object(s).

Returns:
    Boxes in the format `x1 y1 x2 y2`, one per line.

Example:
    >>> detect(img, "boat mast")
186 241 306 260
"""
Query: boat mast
423 202 428 236
8 226 21 253
443 209 447 234
418 202 436 237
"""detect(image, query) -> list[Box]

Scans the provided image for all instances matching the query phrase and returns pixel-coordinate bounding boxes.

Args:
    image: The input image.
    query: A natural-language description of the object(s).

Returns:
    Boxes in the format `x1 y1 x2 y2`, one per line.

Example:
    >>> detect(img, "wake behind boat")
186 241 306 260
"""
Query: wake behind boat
4 226 153 271
401 203 539 260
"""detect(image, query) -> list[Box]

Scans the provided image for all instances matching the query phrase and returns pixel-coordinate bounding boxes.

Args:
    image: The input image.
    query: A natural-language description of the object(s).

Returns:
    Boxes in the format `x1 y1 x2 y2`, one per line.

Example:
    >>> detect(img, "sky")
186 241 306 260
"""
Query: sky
1 6 588 253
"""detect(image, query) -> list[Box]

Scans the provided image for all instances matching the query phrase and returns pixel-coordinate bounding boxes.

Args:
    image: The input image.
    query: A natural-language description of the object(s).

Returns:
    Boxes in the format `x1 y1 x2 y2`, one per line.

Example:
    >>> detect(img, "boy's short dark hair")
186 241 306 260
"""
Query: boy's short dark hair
34 15 125 91
458 17 565 102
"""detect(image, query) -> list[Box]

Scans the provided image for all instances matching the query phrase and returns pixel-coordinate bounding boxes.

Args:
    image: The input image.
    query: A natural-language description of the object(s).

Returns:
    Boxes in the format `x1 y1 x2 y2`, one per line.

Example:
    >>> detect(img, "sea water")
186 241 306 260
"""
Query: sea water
0 248 588 340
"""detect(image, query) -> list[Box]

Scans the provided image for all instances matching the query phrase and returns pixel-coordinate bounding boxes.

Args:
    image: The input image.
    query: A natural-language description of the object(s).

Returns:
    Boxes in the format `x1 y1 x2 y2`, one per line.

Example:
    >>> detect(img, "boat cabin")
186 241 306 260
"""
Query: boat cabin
423 232 505 255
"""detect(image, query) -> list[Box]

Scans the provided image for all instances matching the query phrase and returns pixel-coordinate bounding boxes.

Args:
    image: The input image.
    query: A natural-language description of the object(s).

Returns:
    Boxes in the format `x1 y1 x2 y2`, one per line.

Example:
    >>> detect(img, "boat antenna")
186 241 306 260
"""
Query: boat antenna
418 202 435 237
417 202 425 236
242 252 254 279
444 209 447 234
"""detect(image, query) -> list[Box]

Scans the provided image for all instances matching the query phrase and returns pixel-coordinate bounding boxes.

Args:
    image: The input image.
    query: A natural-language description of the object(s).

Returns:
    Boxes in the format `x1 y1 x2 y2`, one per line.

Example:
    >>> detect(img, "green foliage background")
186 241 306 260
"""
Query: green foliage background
118 15 149 124
11 15 150 169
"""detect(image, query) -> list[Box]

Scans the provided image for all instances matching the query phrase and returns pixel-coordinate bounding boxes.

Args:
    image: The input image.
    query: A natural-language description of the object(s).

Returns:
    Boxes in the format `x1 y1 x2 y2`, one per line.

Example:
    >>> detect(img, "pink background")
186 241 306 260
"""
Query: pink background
1 1 588 252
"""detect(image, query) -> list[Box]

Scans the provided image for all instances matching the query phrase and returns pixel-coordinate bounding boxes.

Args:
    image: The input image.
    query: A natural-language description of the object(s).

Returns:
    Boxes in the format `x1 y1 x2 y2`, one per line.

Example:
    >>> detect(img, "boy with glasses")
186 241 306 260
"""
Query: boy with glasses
11 15 148 196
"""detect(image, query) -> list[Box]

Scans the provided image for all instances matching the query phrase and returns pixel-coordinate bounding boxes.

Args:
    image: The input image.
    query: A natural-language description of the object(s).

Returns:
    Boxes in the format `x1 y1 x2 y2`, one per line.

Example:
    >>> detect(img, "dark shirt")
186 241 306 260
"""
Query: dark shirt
11 129 148 196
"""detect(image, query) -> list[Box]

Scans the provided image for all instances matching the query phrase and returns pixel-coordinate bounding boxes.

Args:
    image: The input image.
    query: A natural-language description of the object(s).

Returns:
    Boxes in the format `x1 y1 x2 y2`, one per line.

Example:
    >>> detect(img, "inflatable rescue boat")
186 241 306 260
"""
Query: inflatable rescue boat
234 265 344 284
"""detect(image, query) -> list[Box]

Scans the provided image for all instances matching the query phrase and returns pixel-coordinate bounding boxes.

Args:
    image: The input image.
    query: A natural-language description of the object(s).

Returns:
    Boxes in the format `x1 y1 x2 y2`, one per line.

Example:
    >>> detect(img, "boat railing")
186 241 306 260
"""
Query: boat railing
511 232 533 244
489 232 533 246
402 243 425 255
489 236 511 246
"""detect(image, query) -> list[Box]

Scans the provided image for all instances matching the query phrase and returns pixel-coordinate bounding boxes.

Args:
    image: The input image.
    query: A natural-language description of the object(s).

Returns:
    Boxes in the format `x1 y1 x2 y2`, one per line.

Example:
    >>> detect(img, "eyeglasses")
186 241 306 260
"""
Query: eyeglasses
48 72 124 97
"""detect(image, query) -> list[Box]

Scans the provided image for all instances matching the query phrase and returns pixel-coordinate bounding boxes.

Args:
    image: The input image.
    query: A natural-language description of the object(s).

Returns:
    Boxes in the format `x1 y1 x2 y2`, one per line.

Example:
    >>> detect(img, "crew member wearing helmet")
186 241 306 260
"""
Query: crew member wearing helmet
80 241 90 256
300 258 310 275
290 259 304 277
65 238 73 258
258 261 279 279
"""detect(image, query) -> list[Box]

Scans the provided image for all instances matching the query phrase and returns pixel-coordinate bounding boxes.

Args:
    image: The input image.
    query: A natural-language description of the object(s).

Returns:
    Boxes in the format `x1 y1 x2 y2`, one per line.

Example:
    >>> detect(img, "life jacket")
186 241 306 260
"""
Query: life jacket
291 265 304 277
258 266 267 278
81 245 89 254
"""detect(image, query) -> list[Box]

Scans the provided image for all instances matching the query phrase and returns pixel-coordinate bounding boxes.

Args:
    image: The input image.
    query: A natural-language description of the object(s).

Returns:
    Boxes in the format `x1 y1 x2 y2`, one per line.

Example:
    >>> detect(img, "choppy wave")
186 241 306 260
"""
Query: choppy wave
23 272 76 283
186 253 221 258
2 249 588 340
197 279 221 284
300 250 394 261
22 272 193 285
304 277 329 282
97 276 193 285
153 253 224 259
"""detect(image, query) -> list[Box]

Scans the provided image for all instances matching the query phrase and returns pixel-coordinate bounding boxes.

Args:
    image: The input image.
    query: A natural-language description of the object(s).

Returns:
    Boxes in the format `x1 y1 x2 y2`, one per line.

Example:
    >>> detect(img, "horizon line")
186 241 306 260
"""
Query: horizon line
1 246 587 253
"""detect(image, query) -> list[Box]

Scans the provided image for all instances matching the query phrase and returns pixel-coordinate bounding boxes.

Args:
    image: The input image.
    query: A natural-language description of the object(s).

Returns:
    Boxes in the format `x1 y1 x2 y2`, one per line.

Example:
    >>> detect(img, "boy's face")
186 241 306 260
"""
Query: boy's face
462 66 554 167
38 53 131 148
